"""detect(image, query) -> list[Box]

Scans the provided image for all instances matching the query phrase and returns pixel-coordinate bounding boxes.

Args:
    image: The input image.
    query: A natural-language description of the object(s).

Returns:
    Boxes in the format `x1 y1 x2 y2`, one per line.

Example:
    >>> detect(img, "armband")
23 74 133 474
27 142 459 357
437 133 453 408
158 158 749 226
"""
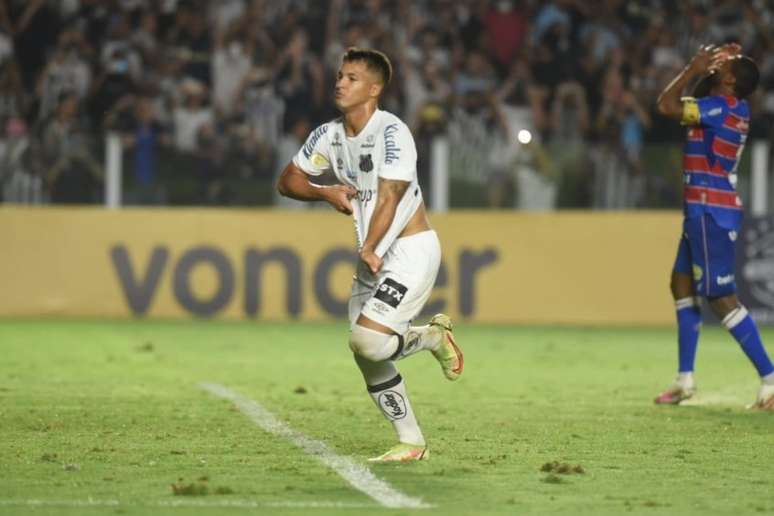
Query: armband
681 97 700 126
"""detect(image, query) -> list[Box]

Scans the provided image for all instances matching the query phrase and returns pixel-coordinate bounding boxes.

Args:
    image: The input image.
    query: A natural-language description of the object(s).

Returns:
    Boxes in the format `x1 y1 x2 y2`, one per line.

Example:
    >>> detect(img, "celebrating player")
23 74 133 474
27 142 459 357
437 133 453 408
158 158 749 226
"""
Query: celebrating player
654 44 774 409
277 48 464 461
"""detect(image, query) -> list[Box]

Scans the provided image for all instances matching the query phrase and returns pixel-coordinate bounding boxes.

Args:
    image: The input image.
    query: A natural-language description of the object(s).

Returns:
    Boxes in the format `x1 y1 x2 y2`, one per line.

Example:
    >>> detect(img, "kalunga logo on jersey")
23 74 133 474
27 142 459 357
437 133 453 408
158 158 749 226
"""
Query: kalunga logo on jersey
378 390 406 420
383 124 401 164
302 125 328 159
375 278 407 308
359 154 373 173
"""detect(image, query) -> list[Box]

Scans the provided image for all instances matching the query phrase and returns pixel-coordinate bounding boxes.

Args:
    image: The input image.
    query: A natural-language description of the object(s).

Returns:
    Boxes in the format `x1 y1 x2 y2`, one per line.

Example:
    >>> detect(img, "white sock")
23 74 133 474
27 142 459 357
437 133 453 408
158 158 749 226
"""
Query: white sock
762 372 774 385
677 372 695 388
393 324 444 360
354 355 425 445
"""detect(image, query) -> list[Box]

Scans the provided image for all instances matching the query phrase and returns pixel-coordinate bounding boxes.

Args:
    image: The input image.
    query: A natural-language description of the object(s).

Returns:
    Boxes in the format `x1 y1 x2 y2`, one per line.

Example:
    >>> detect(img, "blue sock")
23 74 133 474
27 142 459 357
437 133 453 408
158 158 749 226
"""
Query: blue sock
676 298 701 373
723 306 774 377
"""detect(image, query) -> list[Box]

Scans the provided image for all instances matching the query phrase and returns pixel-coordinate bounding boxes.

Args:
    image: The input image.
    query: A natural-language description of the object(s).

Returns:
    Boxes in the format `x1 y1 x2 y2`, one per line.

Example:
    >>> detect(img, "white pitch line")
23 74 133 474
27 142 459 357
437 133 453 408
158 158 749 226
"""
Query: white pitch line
0 499 377 509
199 382 432 509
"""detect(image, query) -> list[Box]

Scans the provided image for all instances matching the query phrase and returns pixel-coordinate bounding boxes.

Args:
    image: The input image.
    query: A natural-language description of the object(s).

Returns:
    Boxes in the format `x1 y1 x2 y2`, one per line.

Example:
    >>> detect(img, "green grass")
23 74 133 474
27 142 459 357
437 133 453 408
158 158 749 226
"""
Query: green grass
1 320 773 516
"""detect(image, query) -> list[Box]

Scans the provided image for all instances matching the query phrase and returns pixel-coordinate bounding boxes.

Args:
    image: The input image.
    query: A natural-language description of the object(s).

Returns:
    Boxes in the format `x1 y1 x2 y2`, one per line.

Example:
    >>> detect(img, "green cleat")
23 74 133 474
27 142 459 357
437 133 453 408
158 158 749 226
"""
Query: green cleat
429 314 464 381
367 443 428 462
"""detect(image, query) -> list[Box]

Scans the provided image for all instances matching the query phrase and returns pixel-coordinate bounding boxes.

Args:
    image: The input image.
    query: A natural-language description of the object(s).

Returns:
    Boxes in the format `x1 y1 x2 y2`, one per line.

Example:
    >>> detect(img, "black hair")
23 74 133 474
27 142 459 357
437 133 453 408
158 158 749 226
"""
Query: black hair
342 47 392 87
692 72 716 97
731 56 759 99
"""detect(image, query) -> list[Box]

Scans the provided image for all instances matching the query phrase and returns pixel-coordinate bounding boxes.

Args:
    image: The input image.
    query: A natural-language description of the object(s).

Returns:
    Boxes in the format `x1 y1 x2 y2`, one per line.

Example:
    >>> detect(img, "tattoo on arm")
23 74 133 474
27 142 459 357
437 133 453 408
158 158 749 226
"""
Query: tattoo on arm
378 178 409 202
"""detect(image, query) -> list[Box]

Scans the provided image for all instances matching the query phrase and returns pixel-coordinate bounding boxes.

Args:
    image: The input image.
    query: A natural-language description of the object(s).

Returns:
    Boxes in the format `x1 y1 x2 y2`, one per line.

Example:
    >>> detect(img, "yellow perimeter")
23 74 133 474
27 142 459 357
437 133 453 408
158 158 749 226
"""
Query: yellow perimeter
0 207 681 325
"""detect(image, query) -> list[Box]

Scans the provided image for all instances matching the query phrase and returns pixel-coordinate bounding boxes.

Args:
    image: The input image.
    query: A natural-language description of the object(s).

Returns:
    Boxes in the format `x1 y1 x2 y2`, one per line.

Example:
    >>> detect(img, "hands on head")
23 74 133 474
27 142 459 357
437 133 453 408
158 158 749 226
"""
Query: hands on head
690 43 742 74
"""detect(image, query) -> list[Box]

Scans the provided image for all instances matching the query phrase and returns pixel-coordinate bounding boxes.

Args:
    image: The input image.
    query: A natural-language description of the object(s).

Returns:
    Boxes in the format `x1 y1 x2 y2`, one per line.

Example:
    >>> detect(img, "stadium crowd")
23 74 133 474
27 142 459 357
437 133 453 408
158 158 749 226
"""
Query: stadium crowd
0 0 772 208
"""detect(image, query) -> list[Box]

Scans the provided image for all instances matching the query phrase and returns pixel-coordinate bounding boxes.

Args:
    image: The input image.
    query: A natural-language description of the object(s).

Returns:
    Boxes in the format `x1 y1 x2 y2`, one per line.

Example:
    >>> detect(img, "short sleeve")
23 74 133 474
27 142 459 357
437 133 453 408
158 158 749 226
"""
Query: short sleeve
379 122 417 181
681 96 727 128
292 123 332 176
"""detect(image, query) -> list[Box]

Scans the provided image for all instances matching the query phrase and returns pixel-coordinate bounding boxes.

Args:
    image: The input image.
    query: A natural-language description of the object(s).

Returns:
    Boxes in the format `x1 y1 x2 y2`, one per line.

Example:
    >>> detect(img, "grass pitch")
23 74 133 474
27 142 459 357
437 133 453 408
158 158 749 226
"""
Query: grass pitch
1 319 773 515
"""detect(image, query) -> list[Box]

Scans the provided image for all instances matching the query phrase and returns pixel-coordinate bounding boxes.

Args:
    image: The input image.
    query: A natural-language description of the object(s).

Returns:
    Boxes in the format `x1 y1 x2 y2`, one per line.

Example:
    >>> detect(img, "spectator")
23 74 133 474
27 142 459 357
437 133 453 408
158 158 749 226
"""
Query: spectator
36 28 92 121
40 92 102 204
172 77 213 153
0 116 42 203
0 59 25 125
106 94 170 205
275 27 324 130
212 21 253 119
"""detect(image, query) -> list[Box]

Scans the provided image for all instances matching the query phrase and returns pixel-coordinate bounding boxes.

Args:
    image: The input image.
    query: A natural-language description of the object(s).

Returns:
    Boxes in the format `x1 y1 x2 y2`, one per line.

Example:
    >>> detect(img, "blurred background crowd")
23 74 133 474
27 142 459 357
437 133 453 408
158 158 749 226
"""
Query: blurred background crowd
0 0 772 209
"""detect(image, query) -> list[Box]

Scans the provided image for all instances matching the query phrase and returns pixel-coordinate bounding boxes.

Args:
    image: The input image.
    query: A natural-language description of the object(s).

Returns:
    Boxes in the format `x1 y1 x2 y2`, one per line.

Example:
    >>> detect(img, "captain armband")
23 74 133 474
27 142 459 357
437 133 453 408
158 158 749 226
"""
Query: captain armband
680 97 700 126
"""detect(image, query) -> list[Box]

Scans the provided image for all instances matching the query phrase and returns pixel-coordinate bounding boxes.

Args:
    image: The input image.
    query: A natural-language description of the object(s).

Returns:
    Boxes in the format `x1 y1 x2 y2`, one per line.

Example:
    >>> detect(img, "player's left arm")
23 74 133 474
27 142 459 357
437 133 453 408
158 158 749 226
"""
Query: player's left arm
360 178 410 274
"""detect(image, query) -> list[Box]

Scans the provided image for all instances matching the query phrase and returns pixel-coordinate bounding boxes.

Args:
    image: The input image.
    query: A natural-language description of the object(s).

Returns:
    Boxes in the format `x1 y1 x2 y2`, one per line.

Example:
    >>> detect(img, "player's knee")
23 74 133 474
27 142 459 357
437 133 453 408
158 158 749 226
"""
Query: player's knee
349 325 395 362
670 272 692 299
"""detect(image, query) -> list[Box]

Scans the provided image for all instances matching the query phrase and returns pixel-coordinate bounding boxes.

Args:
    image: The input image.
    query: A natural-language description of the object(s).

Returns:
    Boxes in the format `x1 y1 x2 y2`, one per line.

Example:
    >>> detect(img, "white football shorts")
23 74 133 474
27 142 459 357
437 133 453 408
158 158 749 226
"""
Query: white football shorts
349 230 441 335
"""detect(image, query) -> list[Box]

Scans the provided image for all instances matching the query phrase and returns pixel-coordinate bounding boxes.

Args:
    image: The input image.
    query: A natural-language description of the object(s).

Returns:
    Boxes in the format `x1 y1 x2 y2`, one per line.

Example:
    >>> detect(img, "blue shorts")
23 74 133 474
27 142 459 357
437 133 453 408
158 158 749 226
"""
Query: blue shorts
673 215 738 298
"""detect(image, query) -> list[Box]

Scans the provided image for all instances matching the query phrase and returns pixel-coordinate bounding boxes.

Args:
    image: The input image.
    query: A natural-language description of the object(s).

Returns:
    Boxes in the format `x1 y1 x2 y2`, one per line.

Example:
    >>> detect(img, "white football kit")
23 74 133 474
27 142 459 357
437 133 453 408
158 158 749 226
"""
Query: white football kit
293 109 440 334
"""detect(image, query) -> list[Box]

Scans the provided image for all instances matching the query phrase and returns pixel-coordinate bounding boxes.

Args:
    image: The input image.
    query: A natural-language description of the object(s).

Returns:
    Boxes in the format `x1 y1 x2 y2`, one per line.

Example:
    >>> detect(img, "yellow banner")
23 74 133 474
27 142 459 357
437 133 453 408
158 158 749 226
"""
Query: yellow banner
0 207 681 325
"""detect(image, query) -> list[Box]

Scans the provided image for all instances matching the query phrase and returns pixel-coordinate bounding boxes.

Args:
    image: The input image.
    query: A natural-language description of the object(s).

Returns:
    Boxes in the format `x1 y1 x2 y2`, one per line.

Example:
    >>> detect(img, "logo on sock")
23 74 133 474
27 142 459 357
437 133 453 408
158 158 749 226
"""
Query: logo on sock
716 274 735 285
378 390 406 420
374 278 408 308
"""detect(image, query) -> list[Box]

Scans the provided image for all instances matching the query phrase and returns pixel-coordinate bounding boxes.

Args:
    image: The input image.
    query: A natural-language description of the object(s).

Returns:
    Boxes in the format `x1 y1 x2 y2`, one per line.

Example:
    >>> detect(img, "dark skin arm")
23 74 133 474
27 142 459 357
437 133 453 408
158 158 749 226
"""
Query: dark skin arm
276 161 356 214
359 178 410 275
657 46 715 119
657 43 741 119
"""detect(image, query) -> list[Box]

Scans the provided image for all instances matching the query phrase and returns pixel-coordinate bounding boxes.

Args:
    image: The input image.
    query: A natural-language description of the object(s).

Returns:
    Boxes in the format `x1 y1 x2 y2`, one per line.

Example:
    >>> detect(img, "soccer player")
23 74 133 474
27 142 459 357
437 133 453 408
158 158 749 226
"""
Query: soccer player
654 44 774 409
277 48 464 461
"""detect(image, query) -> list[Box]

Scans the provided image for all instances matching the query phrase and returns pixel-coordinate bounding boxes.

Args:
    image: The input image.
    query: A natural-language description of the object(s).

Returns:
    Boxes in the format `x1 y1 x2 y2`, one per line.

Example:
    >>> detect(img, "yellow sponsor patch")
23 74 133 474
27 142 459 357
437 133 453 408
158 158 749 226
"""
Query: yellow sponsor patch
310 152 330 169
681 97 700 126
692 264 703 282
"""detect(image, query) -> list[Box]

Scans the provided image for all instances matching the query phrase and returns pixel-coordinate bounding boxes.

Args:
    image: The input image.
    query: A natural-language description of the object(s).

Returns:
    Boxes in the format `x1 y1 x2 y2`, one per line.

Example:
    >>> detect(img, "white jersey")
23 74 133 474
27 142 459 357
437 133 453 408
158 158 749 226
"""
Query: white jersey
292 109 422 257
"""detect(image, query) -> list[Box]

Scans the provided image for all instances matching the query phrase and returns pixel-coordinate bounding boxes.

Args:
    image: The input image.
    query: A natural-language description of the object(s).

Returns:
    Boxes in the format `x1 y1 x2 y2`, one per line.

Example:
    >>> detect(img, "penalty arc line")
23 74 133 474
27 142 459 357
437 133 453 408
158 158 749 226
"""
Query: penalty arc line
198 382 433 509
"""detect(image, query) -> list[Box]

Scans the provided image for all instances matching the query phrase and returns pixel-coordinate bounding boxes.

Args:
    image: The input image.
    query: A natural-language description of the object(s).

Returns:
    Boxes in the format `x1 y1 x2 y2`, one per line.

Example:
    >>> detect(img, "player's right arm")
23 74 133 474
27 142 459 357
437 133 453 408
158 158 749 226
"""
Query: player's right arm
657 45 716 120
277 162 355 215
277 123 357 214
657 43 740 121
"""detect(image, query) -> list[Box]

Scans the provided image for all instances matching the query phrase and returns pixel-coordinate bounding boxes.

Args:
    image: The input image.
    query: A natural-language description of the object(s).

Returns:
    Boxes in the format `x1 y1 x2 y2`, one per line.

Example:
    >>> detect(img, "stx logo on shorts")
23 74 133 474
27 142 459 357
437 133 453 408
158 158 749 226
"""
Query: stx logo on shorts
377 390 406 420
375 278 407 308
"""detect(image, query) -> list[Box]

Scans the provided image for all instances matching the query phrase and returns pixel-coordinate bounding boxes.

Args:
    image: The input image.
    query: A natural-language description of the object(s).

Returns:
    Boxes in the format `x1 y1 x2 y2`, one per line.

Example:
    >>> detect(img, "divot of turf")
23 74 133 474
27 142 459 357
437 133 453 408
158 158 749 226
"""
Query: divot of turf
540 461 585 474
171 476 234 496
136 342 154 352
171 478 208 496
39 453 58 462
